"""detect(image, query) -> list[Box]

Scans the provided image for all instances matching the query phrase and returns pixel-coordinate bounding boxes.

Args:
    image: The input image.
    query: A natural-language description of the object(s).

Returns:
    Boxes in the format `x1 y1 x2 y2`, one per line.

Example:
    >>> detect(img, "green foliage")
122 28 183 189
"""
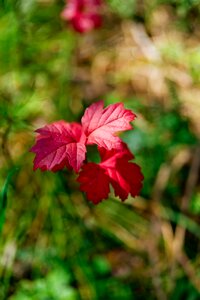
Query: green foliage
170 277 200 300
190 193 200 214
0 168 18 234
10 268 77 300
107 0 136 18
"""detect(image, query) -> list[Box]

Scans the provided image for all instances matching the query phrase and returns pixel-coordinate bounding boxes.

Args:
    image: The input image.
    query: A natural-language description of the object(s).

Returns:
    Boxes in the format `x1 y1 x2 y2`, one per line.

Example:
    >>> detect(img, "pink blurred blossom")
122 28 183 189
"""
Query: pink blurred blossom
61 0 102 33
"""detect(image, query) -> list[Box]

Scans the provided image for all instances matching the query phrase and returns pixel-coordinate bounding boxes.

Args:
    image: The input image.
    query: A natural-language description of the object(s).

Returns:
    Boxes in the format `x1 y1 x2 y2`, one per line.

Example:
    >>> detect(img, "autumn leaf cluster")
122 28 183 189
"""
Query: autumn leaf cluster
30 101 143 203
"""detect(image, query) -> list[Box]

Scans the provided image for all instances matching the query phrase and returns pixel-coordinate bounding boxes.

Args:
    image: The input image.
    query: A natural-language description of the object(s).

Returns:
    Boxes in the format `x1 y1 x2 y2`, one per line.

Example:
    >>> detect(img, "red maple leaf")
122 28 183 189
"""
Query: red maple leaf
77 143 144 204
30 101 143 204
76 163 110 204
30 121 86 173
81 101 136 149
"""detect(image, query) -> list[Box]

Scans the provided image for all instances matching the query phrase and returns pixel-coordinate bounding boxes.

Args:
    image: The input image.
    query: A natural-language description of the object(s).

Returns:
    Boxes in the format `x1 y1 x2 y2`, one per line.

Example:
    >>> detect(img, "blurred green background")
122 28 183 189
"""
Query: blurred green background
1 0 200 299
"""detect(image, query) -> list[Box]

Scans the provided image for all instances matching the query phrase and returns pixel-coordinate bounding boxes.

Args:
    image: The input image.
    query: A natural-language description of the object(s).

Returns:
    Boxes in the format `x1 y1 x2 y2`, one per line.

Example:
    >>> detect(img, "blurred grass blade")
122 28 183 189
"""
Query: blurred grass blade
162 207 200 239
0 167 18 234
94 198 149 250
